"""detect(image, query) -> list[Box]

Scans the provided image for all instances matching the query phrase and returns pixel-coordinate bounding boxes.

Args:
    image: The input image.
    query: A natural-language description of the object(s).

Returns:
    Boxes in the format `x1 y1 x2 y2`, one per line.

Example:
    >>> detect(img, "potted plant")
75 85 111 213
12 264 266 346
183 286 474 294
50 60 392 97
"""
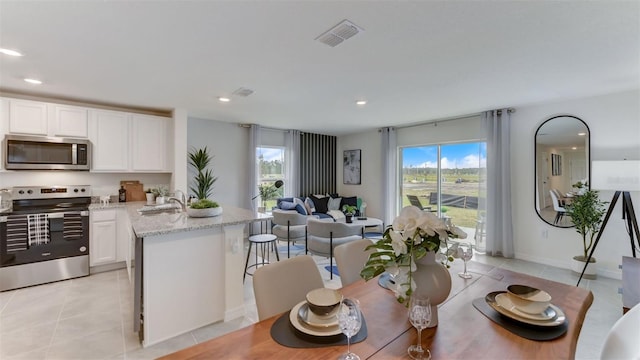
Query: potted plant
342 204 358 223
155 186 169 204
187 146 221 217
145 188 155 204
257 183 280 213
564 189 608 279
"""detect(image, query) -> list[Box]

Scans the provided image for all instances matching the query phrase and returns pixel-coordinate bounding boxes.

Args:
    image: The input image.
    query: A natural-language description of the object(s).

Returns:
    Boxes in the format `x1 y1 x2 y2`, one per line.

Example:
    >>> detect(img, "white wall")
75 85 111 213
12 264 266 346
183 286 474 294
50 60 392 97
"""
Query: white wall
187 117 249 209
337 130 384 221
511 89 640 279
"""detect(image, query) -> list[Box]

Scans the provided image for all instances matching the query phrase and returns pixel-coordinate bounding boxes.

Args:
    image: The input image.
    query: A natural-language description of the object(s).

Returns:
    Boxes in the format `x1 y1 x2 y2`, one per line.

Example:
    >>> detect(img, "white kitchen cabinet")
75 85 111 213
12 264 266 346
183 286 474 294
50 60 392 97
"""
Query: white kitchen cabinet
0 98 7 170
89 109 130 171
7 99 48 135
117 208 134 282
51 104 88 138
131 114 169 172
90 209 118 266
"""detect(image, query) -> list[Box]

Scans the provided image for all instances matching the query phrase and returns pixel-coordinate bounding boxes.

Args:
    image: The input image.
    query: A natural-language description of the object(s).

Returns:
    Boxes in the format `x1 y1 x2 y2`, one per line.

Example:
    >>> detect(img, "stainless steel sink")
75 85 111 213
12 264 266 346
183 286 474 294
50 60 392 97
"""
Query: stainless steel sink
137 204 182 215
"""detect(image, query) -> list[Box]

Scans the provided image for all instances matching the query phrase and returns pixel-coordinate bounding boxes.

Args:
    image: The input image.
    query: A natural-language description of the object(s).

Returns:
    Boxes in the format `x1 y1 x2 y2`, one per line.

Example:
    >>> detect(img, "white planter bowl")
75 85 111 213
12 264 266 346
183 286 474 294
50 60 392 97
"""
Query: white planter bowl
571 256 597 279
186 206 223 218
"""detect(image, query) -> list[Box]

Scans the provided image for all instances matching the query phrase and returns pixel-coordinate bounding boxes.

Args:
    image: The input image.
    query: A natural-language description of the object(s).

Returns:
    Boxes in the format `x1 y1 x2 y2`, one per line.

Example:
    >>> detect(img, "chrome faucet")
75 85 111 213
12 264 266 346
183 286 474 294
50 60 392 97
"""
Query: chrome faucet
168 190 187 211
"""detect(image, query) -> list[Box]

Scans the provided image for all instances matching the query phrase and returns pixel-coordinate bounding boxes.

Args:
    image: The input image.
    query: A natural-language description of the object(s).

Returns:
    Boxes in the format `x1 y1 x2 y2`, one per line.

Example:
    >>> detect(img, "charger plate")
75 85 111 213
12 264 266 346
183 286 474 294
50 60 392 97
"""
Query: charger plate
297 302 343 328
289 301 341 336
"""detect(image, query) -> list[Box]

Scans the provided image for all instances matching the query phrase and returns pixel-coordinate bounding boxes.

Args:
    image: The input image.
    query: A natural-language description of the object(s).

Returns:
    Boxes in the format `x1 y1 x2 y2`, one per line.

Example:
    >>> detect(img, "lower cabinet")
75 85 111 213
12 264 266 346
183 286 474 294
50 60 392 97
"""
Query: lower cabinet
90 208 135 281
90 209 118 266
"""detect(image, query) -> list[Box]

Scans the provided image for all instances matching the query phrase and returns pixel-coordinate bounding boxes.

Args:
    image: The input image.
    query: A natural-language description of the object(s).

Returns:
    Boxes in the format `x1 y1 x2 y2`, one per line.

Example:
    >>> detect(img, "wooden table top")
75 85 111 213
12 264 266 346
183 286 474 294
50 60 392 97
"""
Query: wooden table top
161 261 593 360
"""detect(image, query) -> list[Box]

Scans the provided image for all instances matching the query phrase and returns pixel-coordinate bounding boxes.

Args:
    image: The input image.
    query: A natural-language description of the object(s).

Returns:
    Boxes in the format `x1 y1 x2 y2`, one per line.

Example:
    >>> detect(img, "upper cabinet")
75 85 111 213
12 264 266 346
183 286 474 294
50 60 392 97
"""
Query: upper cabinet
89 109 171 173
131 114 170 172
89 109 130 171
3 98 89 138
51 104 88 138
7 99 48 136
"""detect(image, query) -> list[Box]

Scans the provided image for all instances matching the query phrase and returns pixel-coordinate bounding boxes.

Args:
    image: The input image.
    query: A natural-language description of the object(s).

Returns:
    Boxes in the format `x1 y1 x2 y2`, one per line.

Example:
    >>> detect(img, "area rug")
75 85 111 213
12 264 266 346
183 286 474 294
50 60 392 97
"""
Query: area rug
324 265 340 277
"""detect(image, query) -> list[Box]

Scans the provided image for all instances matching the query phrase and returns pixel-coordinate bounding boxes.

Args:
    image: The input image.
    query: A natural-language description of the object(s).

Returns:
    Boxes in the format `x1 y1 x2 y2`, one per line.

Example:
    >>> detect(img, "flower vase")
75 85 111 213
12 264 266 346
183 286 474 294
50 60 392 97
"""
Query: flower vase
412 251 452 328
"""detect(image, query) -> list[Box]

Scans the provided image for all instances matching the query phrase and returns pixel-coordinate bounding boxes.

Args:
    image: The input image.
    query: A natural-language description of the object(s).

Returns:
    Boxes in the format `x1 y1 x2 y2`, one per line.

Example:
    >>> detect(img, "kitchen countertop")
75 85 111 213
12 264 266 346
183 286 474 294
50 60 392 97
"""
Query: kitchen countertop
89 201 272 238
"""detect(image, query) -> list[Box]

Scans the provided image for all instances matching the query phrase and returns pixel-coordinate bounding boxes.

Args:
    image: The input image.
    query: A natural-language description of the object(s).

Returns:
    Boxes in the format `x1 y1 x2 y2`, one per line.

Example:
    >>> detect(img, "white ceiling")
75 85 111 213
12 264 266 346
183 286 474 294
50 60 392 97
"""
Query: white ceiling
1 1 638 136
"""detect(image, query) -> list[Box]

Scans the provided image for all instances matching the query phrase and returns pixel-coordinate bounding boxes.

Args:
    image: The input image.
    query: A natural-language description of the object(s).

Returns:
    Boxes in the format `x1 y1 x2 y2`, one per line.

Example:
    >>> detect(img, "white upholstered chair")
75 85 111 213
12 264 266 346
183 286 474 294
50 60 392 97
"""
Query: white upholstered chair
253 255 324 321
271 209 308 258
306 218 363 279
600 303 640 359
549 190 567 225
334 238 375 287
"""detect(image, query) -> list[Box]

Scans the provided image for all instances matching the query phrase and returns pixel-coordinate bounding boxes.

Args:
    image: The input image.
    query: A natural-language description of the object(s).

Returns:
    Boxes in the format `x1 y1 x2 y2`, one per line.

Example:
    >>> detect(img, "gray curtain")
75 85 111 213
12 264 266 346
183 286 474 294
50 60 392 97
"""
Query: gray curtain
285 130 300 197
248 124 261 211
381 127 397 226
482 110 514 257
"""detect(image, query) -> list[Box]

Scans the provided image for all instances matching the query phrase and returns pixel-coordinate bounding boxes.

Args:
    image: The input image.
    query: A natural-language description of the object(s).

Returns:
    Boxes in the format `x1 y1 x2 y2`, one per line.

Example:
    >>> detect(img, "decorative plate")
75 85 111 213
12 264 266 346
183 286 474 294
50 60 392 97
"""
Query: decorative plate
289 301 341 336
485 291 566 327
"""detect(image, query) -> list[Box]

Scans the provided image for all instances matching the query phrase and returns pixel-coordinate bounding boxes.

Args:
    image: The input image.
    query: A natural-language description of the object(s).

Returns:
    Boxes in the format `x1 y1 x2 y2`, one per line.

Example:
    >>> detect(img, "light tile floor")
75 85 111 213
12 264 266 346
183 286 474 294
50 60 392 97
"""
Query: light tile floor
0 242 622 359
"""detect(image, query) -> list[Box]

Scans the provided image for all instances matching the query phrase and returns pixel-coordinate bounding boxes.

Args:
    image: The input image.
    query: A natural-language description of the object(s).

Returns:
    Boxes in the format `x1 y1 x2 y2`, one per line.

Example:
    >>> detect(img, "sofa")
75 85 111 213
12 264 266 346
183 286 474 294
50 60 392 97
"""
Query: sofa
275 194 363 220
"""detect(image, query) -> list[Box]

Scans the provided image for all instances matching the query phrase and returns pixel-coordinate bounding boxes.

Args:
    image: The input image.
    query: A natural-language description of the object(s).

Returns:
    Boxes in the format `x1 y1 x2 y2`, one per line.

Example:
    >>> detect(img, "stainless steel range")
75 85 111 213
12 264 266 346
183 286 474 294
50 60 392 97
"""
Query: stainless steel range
0 185 91 291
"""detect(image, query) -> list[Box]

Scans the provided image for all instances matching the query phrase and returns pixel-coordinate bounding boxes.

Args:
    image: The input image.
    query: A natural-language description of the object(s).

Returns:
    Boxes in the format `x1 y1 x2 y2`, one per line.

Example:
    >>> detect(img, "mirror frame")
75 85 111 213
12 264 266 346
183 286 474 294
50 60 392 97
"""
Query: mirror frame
534 115 590 228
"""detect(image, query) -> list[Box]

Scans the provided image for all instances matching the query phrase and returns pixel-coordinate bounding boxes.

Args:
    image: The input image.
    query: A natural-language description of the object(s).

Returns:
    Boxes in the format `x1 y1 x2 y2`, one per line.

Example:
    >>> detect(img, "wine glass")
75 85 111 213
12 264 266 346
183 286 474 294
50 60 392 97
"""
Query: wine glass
408 296 432 360
458 242 473 279
337 298 362 360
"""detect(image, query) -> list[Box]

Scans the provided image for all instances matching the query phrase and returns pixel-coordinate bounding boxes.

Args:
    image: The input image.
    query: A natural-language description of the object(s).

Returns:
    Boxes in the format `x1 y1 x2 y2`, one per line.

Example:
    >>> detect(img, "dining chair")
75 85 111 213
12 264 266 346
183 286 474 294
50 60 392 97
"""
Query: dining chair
271 209 308 258
552 189 566 206
549 190 567 225
334 238 375 287
306 218 363 279
600 303 640 359
253 255 324 321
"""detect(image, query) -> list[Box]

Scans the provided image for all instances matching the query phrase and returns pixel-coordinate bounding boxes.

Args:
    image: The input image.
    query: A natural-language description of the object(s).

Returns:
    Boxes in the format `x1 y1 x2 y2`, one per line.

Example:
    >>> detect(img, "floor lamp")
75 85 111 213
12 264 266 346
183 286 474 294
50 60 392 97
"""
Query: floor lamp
577 160 640 286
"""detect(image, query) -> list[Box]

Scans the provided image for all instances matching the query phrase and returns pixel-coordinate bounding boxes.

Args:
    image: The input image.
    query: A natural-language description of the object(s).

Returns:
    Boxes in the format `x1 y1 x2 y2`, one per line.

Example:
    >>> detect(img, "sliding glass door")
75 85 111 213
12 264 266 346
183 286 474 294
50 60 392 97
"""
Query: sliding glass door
400 142 486 246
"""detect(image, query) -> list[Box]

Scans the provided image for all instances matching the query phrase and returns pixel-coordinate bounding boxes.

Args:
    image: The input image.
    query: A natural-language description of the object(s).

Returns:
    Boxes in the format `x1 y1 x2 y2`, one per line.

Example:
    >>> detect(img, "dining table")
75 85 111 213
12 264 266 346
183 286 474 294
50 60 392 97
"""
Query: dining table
160 260 593 360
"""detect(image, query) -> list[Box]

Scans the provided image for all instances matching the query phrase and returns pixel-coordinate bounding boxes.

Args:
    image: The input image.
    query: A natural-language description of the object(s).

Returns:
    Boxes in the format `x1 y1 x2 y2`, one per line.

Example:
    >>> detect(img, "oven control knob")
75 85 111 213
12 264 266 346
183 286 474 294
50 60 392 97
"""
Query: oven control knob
80 246 87 252
27 190 33 194
18 190 24 194
74 188 79 193
80 188 86 192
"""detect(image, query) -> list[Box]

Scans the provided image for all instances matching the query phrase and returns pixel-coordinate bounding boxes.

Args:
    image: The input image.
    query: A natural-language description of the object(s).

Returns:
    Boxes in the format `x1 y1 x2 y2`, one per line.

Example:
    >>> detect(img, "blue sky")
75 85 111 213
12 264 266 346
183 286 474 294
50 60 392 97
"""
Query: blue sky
402 142 486 169
257 147 284 162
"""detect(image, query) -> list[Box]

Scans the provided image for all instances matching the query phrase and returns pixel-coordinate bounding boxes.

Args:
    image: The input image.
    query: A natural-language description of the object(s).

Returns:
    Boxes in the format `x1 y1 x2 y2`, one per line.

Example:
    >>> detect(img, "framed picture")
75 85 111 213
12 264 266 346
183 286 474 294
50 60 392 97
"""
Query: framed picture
343 149 361 185
552 153 562 176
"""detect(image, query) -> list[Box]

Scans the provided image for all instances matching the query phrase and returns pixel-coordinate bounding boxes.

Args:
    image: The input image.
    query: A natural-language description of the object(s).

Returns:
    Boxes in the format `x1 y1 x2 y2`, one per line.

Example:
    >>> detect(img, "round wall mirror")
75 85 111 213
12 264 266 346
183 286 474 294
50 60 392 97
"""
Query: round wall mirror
535 115 590 228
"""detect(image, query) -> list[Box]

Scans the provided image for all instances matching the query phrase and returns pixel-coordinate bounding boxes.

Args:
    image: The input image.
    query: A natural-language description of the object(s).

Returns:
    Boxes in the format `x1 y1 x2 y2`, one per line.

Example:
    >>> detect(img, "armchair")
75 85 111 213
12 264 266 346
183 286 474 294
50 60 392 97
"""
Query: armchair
272 209 308 258
306 218 363 279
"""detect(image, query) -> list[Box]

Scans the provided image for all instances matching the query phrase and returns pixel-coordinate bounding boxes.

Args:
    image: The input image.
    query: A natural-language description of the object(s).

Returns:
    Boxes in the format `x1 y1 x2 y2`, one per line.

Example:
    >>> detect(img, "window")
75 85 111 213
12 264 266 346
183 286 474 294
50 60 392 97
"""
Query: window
400 141 486 241
257 146 285 210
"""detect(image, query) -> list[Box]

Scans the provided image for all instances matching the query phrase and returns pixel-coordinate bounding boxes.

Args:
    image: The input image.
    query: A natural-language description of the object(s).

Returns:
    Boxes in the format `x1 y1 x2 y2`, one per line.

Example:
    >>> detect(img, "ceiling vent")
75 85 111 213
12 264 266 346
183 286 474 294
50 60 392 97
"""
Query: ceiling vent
315 20 364 47
232 87 254 97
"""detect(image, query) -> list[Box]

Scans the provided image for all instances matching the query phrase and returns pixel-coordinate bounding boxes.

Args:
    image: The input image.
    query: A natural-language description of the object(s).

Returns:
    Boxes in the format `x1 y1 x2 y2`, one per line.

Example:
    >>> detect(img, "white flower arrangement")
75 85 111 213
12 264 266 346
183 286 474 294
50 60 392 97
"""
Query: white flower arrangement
360 205 467 303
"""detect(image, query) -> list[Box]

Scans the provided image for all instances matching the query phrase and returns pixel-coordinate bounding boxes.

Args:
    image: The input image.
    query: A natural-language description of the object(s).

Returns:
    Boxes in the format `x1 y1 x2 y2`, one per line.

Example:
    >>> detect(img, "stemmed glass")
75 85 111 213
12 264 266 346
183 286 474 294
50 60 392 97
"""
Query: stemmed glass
337 298 362 360
408 296 432 360
457 242 473 279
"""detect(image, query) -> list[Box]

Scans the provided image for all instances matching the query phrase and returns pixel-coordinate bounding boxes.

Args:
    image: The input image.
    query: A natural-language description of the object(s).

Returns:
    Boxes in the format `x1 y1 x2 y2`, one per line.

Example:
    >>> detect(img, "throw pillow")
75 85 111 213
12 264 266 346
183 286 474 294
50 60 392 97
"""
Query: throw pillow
328 197 342 211
280 201 297 210
294 204 307 215
340 196 358 211
310 195 329 213
304 197 316 214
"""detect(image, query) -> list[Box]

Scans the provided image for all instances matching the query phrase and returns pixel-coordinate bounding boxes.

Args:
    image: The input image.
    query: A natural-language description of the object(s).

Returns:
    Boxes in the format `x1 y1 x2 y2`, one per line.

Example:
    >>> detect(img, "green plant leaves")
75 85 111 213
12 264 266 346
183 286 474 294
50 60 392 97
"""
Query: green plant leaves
188 147 217 200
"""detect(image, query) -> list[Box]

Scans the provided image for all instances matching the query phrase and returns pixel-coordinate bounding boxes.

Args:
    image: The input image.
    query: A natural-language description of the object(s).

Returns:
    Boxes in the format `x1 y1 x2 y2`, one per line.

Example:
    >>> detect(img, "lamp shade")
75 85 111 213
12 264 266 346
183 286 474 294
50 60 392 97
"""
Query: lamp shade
591 160 640 191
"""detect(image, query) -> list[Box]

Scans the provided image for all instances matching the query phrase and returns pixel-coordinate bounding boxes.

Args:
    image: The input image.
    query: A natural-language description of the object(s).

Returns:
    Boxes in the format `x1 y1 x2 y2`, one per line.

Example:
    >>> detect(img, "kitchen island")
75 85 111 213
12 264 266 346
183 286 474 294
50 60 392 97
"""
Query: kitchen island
127 203 270 347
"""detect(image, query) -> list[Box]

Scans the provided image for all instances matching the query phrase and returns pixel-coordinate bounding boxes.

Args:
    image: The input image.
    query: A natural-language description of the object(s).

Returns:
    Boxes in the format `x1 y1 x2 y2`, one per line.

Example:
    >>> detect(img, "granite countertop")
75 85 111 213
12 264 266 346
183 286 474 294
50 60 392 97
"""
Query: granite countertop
90 201 272 238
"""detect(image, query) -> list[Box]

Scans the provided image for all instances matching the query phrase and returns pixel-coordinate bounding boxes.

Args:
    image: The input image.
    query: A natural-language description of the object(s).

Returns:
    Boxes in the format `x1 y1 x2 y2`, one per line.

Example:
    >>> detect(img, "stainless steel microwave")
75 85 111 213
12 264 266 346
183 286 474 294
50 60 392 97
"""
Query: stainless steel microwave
4 135 91 170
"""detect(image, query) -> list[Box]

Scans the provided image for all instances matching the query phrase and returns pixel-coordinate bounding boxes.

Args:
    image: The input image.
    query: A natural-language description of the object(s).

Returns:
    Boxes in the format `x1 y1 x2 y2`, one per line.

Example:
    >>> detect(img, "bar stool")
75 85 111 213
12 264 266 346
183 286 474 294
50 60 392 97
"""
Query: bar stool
244 234 279 281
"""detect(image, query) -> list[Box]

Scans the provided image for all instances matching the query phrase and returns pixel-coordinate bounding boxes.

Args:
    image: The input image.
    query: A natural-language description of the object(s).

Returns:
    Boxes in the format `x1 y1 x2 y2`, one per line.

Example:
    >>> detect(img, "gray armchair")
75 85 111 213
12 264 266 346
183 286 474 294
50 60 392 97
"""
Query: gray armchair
271 209 308 258
306 218 363 279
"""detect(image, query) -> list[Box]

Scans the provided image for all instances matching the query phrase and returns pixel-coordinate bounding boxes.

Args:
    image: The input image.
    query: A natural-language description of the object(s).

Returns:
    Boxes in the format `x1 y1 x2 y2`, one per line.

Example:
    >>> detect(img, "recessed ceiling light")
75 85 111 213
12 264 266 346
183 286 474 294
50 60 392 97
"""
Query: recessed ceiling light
0 48 23 56
572 147 577 150
356 100 367 106
24 78 42 85
578 132 586 136
218 97 230 102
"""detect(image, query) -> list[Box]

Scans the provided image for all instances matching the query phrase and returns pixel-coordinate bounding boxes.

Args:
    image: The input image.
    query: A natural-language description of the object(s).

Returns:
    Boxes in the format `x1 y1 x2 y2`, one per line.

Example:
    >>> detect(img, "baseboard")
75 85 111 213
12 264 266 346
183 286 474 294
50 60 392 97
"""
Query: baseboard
514 253 622 280
224 305 245 322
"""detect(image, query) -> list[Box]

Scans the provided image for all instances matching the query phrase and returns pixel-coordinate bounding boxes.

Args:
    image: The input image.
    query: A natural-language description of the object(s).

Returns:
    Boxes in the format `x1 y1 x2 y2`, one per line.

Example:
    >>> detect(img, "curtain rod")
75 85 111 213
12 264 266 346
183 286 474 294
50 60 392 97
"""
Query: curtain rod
379 108 516 132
